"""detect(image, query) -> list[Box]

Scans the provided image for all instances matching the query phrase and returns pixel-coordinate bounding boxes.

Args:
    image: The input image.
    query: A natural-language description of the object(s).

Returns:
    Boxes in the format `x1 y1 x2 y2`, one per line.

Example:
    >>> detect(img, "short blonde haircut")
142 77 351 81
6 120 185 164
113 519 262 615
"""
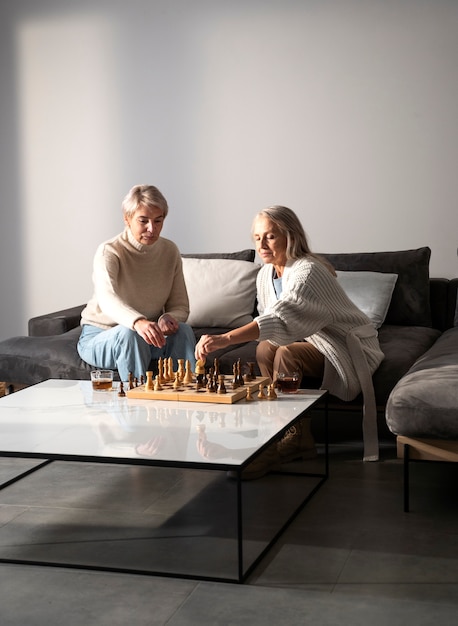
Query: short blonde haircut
122 185 169 218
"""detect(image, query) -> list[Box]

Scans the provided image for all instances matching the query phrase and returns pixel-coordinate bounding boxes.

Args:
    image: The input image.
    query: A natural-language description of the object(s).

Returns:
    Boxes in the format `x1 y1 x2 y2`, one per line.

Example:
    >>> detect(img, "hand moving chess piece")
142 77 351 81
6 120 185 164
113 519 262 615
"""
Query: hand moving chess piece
195 359 206 389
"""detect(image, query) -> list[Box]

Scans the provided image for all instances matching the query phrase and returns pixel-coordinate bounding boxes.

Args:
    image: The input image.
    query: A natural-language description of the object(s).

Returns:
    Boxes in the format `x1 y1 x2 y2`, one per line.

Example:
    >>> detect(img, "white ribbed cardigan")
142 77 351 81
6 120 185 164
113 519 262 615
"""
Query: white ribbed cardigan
255 258 385 460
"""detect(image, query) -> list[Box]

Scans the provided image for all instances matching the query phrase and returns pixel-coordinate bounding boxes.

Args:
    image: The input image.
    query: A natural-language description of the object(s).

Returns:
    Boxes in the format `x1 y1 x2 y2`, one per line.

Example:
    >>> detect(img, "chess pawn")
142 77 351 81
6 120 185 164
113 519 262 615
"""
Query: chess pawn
257 384 267 400
267 383 277 400
118 381 126 397
128 372 134 390
173 373 181 389
217 375 227 394
145 371 154 391
245 386 253 402
154 375 162 391
207 372 216 393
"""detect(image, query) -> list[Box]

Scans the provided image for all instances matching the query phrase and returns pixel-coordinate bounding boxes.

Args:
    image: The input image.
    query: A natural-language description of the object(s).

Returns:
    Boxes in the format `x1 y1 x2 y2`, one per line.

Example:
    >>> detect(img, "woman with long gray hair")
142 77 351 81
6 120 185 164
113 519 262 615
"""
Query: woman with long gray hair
195 205 384 478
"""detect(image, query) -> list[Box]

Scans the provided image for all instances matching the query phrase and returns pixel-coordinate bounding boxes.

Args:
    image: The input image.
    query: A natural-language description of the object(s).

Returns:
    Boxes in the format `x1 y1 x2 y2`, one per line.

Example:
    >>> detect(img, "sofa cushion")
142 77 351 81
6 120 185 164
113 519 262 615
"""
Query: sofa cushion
373 325 441 405
386 327 458 438
182 258 260 328
336 271 398 329
322 247 432 327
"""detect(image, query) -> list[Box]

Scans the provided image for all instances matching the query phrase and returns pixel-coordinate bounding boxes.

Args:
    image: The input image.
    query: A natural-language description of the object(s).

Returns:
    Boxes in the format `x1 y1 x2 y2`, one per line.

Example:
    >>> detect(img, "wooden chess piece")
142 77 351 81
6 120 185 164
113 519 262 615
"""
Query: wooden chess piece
257 384 267 400
217 375 227 394
167 357 174 381
207 371 216 392
173 372 181 389
236 359 244 386
232 362 239 388
145 371 154 391
245 386 253 402
177 359 185 382
195 359 206 389
128 372 134 390
245 362 256 382
157 357 165 384
183 359 193 384
267 383 277 400
162 359 169 382
154 375 162 391
118 381 126 397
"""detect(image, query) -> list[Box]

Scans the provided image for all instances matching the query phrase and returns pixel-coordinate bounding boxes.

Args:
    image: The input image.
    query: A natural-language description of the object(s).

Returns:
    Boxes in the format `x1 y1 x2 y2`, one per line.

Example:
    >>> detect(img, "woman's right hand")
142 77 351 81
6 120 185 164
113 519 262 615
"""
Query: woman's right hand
134 318 166 348
195 333 230 361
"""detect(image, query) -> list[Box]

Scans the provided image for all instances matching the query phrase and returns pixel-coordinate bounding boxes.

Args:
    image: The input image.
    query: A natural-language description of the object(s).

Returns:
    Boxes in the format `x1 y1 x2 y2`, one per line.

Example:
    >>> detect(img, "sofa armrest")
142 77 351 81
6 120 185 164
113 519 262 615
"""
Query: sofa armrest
28 305 86 337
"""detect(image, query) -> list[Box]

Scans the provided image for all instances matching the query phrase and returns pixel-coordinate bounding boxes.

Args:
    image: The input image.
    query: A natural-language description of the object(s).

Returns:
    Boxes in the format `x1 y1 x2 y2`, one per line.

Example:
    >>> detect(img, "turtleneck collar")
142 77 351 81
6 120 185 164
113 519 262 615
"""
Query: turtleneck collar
124 226 158 254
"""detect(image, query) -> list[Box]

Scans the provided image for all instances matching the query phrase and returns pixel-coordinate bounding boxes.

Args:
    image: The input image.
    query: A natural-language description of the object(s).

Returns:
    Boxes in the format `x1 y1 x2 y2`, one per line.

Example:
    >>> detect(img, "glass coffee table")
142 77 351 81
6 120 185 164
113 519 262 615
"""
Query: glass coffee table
0 379 327 583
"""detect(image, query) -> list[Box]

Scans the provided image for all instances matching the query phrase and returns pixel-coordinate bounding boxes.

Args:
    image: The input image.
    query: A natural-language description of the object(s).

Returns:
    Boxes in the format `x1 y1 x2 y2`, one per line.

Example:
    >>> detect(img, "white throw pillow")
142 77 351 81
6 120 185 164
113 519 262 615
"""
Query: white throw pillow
182 258 261 328
336 271 398 329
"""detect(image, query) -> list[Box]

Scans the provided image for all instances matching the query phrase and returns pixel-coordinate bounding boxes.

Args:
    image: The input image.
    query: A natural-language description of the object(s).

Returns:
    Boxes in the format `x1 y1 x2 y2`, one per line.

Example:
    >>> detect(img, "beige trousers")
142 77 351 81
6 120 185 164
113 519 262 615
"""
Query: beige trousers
256 340 325 383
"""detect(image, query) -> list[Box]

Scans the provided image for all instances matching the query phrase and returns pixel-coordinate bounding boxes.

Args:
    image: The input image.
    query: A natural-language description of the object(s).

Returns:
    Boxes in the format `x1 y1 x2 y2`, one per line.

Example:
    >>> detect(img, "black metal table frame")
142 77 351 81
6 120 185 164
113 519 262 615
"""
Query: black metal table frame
0 394 328 584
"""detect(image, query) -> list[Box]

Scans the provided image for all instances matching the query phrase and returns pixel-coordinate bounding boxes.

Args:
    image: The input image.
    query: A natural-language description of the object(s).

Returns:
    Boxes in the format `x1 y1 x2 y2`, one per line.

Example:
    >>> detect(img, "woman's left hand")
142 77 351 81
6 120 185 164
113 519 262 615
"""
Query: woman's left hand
158 314 179 336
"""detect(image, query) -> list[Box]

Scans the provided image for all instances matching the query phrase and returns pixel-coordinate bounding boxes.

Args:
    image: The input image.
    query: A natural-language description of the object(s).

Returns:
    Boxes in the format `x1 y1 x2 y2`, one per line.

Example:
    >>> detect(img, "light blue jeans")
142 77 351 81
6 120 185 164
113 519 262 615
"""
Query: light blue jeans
77 323 196 382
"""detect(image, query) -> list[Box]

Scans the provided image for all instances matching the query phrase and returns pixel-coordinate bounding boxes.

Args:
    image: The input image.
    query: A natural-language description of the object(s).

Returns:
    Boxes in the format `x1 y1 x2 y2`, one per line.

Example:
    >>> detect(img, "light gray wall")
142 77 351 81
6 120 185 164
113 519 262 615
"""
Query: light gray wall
1 0 457 341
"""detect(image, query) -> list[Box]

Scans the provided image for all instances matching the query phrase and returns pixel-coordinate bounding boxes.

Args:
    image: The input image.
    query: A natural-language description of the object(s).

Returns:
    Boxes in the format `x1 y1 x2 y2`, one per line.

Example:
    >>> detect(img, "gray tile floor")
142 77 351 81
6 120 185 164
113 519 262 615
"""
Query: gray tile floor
0 441 457 625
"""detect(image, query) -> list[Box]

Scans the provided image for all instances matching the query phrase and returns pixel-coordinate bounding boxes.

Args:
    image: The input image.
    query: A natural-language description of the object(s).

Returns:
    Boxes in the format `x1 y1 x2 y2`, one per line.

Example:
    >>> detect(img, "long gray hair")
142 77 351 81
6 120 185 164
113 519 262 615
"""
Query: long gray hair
254 205 335 273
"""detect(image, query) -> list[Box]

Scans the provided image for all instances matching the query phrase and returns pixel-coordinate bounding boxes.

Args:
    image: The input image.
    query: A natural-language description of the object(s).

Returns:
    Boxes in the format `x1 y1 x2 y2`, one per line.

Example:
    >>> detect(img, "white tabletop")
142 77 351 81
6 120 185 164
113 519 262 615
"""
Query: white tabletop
0 380 326 468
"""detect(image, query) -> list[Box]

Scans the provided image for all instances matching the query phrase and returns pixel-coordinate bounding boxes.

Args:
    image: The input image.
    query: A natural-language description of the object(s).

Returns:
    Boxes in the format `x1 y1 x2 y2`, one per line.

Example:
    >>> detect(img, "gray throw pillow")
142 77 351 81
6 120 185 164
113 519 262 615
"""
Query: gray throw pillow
321 247 432 327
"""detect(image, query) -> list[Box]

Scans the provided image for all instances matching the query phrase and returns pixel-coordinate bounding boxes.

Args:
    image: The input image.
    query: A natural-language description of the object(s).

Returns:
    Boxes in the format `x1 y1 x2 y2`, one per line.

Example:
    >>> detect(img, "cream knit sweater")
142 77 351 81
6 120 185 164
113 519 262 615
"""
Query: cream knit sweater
255 257 384 403
80 228 189 331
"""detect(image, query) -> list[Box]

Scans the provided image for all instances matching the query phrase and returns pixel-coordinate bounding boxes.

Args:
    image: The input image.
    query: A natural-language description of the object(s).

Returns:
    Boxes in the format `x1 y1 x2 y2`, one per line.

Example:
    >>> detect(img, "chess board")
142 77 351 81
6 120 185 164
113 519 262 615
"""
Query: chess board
125 376 271 404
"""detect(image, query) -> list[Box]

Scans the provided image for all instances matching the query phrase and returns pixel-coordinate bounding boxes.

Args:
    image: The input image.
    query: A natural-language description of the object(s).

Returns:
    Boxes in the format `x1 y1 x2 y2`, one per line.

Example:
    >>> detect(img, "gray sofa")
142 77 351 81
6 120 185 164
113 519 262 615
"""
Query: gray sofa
386 324 458 440
1 246 457 447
